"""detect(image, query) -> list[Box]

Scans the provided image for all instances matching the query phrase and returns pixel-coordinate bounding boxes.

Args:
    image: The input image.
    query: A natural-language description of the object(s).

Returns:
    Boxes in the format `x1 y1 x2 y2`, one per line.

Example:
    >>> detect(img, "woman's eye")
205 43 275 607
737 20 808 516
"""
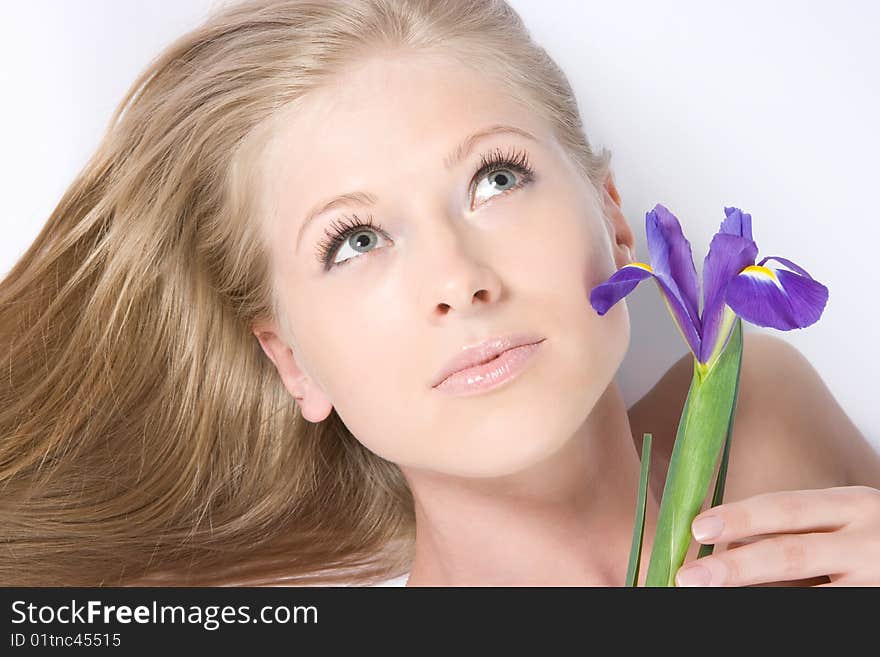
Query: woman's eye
330 228 391 267
472 167 522 206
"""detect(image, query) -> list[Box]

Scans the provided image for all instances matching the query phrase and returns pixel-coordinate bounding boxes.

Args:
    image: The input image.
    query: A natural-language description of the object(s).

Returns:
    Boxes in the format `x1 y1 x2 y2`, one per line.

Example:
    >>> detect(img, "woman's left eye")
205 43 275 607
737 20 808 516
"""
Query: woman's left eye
315 145 536 270
469 145 536 208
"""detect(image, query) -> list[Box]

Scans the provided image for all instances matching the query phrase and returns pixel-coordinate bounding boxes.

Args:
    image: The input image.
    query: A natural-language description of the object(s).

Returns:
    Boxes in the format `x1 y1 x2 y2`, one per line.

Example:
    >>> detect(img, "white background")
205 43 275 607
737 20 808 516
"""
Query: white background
2 0 877 457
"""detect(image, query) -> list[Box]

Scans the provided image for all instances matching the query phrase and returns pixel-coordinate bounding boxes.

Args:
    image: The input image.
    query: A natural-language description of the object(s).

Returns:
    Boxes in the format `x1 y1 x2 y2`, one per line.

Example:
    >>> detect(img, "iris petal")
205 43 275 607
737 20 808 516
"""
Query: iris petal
725 260 828 330
757 255 814 278
590 260 702 357
645 204 702 335
652 275 703 359
589 263 654 315
719 206 753 241
699 231 759 363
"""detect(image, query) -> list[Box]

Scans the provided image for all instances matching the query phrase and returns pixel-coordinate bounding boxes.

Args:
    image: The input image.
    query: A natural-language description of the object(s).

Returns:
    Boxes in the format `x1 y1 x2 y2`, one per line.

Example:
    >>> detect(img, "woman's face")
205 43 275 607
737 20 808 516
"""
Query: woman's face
253 51 634 478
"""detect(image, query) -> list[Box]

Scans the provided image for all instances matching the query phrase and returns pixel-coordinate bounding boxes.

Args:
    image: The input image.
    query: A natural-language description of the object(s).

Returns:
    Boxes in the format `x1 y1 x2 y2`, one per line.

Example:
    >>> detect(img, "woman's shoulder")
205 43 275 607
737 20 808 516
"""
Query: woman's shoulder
628 332 855 508
628 332 879 585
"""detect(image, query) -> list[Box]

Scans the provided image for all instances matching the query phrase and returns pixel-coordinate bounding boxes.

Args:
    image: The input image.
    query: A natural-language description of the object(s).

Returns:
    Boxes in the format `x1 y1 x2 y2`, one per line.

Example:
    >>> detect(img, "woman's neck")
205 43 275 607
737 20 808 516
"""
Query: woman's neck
403 380 660 586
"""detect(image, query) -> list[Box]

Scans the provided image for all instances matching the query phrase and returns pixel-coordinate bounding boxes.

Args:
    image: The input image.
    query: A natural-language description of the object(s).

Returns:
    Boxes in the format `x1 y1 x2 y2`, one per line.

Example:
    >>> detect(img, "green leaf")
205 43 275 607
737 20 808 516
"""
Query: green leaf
644 318 744 586
625 432 653 587
697 320 744 559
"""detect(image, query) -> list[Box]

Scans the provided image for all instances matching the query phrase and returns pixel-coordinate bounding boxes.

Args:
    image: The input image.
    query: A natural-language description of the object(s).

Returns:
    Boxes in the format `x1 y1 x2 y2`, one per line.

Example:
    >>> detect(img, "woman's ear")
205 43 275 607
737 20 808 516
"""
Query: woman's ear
251 321 334 423
599 170 636 268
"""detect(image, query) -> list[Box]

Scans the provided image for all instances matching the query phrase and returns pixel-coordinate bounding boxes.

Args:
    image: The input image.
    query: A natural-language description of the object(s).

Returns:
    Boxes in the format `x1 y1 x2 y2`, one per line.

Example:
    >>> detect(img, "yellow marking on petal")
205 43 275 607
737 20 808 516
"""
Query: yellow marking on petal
741 264 776 280
739 264 784 290
627 262 654 273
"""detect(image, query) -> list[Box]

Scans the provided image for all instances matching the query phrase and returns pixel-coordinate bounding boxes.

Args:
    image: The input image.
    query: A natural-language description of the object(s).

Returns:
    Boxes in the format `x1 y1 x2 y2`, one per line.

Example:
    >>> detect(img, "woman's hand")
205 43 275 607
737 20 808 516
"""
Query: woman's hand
673 485 880 586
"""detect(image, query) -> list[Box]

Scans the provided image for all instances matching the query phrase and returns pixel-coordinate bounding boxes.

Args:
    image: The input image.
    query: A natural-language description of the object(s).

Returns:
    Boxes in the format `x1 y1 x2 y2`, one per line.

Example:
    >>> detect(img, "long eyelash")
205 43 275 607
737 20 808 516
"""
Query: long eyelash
473 145 535 188
314 213 380 269
315 145 536 269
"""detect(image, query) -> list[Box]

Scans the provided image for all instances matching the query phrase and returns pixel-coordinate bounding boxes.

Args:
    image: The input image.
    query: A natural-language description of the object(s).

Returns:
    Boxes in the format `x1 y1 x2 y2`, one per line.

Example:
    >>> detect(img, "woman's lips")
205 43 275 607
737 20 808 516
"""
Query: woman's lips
430 332 545 387
432 339 544 396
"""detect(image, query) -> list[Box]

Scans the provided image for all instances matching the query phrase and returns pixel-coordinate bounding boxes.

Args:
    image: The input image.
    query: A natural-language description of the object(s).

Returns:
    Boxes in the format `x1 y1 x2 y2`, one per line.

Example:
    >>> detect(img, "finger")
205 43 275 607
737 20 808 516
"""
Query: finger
675 532 842 587
690 488 855 545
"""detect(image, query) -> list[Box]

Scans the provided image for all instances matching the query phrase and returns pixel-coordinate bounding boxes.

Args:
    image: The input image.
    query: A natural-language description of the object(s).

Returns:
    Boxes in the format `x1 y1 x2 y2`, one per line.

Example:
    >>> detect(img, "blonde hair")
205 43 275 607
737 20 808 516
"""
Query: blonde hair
0 0 612 586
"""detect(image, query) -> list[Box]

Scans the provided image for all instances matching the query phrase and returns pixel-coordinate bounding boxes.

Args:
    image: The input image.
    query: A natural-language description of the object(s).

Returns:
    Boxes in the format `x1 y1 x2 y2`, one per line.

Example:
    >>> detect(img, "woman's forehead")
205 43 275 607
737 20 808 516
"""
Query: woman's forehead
264 51 542 158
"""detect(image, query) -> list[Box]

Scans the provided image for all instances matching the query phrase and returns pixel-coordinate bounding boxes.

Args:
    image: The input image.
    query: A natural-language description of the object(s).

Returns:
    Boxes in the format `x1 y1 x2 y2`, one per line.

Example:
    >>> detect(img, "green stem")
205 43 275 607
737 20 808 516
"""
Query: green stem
697 353 742 559
644 318 744 586
625 433 652 587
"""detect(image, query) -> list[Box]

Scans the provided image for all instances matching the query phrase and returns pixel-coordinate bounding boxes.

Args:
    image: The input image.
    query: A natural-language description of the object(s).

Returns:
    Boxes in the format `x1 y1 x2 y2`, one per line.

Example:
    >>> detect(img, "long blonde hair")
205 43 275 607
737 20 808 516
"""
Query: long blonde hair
0 0 612 586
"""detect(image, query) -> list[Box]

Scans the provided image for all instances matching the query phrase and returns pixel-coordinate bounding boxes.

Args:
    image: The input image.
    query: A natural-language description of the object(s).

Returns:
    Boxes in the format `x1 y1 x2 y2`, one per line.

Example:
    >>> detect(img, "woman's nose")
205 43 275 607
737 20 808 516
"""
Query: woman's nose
417 216 503 318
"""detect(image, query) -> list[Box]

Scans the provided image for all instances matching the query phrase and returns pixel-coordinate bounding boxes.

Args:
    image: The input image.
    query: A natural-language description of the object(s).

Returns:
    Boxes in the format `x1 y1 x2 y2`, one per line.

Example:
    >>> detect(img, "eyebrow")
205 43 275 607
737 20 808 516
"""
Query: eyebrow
295 124 538 252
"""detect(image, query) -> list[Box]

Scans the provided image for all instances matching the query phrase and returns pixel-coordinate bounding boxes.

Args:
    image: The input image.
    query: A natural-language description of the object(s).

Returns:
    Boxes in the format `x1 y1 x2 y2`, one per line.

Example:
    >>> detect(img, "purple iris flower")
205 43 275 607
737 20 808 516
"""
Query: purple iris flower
590 204 828 373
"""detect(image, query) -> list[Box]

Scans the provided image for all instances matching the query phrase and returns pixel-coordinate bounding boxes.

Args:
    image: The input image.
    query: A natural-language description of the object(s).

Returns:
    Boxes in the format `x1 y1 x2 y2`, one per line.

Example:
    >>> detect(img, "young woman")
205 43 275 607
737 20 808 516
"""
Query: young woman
2 0 877 587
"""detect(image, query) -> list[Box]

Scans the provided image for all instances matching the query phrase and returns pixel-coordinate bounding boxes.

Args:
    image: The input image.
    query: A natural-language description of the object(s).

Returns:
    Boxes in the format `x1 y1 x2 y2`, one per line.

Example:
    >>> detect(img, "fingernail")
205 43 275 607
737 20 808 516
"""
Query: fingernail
676 564 712 587
692 515 723 541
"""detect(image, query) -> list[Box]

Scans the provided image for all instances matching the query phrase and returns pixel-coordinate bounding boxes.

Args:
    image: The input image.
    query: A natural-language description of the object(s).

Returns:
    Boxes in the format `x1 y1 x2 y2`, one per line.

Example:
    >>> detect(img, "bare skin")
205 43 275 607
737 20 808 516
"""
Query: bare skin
248 50 877 587
404 332 848 587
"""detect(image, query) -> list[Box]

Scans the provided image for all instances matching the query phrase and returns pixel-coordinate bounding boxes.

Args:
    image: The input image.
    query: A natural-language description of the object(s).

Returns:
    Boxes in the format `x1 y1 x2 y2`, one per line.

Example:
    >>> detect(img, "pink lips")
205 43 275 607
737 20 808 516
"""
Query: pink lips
431 333 546 395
